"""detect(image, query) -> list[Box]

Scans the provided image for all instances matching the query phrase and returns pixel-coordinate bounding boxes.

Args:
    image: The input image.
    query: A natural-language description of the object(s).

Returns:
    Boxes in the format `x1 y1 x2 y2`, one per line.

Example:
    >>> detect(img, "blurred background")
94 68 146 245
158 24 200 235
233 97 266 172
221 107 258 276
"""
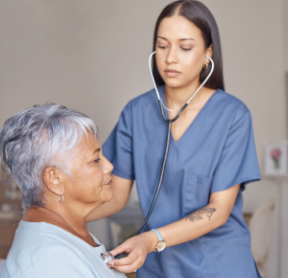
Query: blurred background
0 0 287 277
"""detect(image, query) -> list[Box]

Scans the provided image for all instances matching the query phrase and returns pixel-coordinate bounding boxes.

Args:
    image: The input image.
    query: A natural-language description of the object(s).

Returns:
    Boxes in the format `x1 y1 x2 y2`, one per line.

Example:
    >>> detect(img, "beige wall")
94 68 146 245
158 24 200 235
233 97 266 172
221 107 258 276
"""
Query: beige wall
285 0 288 73
0 0 171 140
282 1 288 277
0 1 287 277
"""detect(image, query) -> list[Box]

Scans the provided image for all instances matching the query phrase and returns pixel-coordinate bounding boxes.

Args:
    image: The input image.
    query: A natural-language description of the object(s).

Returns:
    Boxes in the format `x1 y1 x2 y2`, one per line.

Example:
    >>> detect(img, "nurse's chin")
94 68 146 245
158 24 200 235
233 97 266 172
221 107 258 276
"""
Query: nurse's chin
161 76 183 85
164 81 188 90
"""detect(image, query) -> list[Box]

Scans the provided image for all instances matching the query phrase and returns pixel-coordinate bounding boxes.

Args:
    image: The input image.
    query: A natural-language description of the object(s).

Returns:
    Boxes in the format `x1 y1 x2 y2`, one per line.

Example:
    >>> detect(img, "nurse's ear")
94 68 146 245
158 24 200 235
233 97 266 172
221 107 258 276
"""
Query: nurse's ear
204 44 213 66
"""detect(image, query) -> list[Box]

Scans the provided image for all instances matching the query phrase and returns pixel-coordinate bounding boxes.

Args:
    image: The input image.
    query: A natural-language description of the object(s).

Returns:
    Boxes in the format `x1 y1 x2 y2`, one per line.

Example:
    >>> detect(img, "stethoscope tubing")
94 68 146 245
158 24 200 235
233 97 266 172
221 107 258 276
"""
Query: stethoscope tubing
135 100 188 235
135 52 214 235
137 53 215 237
135 116 172 235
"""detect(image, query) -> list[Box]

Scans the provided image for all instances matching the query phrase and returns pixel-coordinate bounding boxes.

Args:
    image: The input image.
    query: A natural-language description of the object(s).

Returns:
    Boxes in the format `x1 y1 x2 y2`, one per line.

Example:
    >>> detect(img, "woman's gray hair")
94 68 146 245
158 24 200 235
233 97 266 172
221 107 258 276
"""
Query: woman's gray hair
0 104 98 209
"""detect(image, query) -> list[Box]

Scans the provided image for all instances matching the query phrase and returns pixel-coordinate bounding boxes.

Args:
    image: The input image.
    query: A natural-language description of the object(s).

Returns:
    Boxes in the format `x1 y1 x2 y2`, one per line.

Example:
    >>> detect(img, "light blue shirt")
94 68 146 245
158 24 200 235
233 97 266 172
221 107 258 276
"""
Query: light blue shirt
103 86 262 278
0 220 125 278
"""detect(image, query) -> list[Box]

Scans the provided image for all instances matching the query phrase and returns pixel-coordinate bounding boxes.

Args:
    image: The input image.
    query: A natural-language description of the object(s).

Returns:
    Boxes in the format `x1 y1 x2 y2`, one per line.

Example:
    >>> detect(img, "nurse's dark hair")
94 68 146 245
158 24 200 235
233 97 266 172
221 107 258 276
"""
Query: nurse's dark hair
152 0 225 90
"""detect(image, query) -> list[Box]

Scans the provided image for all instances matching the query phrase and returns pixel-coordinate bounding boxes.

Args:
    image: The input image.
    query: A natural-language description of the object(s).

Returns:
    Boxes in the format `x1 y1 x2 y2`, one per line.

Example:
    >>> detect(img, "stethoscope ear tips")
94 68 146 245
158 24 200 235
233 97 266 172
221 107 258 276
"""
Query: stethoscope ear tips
205 56 213 64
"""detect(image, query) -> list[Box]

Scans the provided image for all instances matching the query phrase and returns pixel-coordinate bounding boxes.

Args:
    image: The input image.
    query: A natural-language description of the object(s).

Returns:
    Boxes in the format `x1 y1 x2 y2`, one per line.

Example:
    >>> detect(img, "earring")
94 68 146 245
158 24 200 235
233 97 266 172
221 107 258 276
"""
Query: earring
58 194 64 203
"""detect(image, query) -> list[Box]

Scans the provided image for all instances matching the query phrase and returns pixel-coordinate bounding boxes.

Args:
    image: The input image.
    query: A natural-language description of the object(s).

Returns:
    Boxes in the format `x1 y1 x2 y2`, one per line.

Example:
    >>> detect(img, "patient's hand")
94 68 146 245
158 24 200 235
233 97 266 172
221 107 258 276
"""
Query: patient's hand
109 231 158 273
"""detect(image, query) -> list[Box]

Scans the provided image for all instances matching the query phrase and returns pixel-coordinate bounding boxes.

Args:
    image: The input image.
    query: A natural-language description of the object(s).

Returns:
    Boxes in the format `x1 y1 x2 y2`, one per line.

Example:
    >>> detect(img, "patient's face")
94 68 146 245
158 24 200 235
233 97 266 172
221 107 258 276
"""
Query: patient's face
65 132 113 209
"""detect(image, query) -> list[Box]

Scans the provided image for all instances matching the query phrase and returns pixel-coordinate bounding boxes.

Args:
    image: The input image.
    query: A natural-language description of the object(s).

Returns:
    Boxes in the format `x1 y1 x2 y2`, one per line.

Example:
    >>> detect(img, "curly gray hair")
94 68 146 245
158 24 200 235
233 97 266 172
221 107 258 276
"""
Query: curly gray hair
0 104 98 209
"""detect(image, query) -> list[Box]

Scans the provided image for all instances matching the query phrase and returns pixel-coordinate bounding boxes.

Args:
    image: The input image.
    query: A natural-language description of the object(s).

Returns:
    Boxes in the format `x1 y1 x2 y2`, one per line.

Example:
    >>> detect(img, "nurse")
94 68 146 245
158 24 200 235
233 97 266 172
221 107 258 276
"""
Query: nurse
87 1 261 277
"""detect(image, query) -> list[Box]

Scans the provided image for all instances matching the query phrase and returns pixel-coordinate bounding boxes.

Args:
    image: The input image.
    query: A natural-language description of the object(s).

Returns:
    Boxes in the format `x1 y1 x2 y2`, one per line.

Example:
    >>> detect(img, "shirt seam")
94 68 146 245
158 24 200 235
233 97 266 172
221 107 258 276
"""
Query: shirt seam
211 174 261 193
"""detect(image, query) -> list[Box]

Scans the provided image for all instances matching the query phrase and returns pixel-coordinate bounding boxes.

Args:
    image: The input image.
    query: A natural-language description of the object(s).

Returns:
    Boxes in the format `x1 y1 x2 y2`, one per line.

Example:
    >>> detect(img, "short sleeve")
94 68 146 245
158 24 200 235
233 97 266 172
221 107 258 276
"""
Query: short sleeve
102 103 135 180
211 109 261 193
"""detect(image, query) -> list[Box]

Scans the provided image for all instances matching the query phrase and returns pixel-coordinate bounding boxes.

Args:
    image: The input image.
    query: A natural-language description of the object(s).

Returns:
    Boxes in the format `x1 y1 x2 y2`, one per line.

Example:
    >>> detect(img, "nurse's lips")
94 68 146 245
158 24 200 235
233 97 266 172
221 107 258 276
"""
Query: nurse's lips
104 179 112 186
164 69 181 78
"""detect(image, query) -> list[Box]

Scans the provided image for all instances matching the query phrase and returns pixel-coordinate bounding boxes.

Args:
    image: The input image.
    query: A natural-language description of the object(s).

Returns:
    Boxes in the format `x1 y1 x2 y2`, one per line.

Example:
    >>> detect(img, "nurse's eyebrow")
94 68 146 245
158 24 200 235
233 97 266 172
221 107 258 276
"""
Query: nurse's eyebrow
157 36 168 41
157 36 195 41
179 38 195 41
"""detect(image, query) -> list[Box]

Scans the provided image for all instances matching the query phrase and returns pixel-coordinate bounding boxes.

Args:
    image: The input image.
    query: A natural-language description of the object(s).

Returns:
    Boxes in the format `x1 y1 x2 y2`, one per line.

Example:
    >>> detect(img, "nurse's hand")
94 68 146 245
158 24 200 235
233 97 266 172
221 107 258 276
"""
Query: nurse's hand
109 231 158 273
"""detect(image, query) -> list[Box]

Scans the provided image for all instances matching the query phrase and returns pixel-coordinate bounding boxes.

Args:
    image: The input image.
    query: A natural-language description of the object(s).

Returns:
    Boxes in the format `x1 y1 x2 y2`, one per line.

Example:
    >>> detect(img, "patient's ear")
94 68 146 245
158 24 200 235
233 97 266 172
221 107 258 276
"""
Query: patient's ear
43 167 65 195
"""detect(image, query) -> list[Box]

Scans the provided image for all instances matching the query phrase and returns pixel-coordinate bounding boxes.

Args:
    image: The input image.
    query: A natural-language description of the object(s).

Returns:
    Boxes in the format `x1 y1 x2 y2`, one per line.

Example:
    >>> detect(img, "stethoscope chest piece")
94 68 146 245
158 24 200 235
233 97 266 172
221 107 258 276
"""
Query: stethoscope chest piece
101 252 115 268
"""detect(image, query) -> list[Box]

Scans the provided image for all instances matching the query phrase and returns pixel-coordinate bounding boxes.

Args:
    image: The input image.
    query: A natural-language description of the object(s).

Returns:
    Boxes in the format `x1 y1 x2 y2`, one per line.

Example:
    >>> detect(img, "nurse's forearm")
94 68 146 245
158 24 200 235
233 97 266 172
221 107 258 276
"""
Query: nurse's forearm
110 185 240 273
110 201 231 273
156 184 240 249
157 204 222 248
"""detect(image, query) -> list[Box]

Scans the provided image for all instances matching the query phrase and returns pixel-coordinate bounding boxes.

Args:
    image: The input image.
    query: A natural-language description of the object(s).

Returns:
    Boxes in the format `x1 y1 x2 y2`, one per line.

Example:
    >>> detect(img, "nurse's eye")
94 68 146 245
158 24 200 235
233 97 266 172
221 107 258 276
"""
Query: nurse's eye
157 45 168 49
94 157 101 163
181 47 192 51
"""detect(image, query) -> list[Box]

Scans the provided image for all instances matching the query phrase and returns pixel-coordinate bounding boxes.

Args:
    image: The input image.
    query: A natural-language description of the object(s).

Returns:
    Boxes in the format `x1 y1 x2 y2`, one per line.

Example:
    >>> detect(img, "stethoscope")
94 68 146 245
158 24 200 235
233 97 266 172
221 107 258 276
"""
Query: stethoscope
102 51 214 266
134 51 215 234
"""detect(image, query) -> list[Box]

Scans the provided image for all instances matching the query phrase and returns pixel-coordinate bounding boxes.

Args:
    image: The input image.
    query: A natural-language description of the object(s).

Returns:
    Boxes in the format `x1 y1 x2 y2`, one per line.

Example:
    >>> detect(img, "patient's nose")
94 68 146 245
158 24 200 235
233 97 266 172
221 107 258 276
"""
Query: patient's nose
102 155 113 174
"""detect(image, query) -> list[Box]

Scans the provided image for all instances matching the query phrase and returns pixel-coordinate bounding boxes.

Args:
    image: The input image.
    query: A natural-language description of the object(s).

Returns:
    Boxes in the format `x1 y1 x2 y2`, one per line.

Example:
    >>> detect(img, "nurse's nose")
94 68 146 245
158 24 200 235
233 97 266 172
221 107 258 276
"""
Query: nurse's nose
166 46 178 64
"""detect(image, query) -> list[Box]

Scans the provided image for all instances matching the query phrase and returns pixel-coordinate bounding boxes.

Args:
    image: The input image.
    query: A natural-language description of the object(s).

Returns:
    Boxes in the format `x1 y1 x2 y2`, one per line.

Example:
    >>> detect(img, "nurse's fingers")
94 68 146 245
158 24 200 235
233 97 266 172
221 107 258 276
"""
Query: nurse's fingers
108 231 157 273
113 256 142 273
109 239 150 273
112 245 145 266
110 231 157 258
112 250 144 273
110 242 133 258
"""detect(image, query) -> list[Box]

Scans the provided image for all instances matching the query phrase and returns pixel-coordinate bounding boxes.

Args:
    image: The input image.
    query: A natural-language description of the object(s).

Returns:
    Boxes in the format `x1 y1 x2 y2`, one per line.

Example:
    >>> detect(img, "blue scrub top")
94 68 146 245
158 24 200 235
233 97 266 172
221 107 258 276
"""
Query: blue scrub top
103 86 261 278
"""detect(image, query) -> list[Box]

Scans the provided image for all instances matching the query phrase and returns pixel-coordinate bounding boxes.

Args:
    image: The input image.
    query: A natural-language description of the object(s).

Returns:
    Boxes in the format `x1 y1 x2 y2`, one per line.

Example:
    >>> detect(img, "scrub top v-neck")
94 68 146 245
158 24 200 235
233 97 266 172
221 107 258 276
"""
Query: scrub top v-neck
163 88 218 143
103 85 261 278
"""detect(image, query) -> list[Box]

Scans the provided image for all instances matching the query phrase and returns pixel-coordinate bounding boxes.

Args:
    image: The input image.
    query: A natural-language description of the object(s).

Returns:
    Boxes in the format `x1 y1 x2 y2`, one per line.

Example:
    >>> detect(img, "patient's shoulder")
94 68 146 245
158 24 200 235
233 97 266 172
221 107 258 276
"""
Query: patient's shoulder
6 221 72 263
5 245 91 278
4 222 92 277
5 221 125 278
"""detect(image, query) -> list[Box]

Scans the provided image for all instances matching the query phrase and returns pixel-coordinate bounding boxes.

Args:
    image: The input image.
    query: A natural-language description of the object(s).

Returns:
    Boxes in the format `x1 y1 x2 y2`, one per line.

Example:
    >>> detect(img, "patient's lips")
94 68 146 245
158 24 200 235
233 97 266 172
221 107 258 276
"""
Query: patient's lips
104 179 112 186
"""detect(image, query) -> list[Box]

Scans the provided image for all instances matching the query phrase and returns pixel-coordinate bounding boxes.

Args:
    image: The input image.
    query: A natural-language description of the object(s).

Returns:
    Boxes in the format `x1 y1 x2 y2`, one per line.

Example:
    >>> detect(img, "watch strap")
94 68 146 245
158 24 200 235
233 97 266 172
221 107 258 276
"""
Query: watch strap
151 229 163 241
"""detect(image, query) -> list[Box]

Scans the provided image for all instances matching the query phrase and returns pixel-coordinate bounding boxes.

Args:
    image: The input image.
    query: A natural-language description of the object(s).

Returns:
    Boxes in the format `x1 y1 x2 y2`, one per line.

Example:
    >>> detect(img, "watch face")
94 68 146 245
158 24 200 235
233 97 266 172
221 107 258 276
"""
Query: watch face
157 241 166 252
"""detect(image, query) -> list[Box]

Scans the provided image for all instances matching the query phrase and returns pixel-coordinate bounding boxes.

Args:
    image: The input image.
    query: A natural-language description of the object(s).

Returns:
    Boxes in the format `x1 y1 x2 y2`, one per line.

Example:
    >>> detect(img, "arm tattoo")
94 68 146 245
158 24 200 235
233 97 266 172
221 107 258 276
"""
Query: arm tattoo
186 207 216 222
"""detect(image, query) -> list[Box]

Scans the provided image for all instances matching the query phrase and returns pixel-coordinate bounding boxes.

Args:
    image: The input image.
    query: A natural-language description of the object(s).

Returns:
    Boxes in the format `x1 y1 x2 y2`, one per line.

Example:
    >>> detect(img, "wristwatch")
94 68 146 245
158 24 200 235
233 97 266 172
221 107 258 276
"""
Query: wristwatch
151 229 166 252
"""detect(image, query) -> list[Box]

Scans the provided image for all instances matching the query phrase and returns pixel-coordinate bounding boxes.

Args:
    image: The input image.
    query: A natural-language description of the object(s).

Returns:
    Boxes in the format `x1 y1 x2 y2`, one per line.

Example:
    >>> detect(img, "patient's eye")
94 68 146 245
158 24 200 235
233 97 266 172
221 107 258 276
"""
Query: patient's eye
94 158 101 163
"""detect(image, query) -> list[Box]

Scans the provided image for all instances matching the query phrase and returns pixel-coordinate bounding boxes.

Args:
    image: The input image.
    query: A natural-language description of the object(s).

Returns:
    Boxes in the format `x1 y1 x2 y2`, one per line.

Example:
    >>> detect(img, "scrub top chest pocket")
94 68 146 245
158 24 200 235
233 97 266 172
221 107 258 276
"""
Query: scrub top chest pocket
182 173 213 218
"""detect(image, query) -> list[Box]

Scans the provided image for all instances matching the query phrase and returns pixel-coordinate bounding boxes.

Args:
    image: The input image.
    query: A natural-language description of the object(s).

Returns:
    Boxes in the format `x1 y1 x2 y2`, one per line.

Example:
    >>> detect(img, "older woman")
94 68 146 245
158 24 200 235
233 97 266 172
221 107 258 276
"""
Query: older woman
0 104 126 278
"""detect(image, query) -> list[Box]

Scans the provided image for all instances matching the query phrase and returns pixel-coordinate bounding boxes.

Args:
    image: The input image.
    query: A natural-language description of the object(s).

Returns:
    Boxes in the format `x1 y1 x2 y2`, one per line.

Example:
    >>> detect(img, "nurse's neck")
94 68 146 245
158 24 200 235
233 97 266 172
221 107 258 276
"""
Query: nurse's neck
164 81 205 110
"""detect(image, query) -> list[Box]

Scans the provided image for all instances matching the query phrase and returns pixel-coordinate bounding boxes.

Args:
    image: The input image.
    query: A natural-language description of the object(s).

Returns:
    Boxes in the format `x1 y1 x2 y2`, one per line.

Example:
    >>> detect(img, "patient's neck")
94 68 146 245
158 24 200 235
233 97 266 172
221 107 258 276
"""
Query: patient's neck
23 203 98 247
